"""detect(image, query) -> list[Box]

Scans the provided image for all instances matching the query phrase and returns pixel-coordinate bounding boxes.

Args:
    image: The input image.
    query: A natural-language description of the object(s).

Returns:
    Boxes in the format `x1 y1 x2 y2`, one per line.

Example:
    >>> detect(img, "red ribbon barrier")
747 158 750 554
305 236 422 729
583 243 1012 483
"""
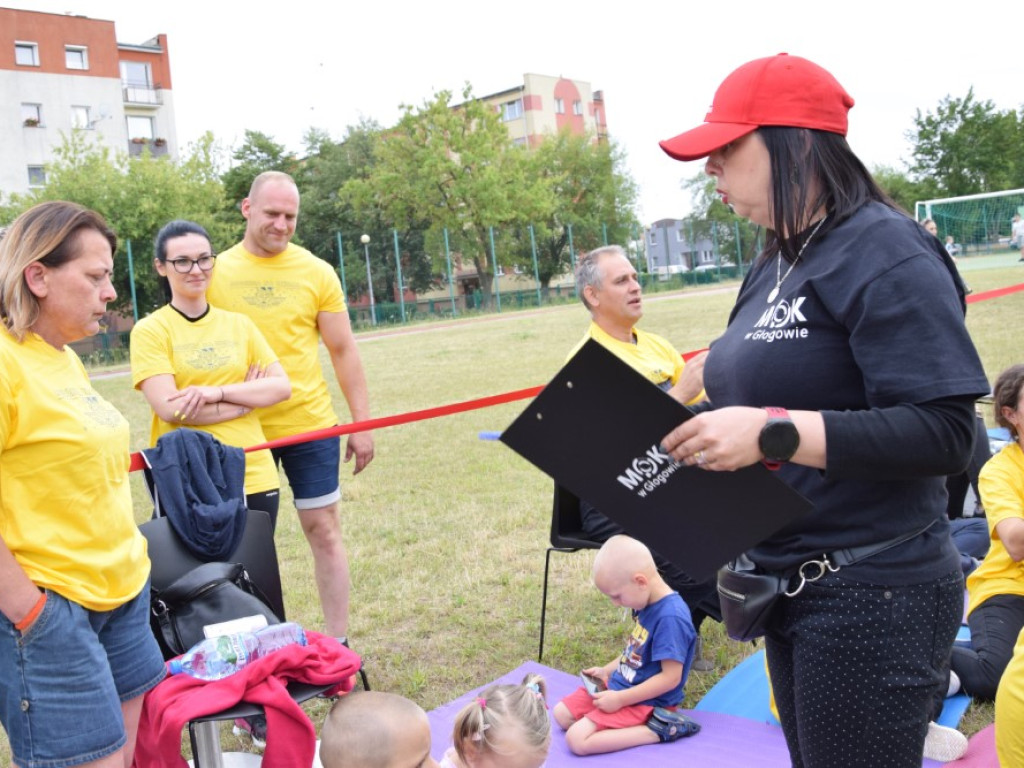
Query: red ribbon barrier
127 385 544 472
126 283 1024 473
966 283 1024 304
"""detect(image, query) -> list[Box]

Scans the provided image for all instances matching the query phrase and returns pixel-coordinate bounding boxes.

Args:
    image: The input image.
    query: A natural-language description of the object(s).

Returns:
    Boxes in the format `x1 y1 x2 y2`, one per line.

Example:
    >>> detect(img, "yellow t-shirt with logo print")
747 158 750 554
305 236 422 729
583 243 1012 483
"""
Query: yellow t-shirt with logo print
0 329 149 610
130 304 280 494
568 321 705 404
207 243 347 440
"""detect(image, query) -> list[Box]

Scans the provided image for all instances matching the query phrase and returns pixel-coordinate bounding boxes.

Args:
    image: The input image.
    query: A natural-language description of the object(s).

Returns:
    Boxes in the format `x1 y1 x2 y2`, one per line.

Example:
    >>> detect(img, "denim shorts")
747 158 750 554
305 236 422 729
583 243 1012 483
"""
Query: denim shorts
272 435 341 510
0 584 166 767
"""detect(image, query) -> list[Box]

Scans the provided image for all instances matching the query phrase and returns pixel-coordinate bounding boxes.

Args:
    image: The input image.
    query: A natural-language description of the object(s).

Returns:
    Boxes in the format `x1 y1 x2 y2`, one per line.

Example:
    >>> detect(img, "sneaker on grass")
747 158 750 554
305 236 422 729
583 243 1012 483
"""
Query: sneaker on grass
233 715 267 751
923 722 968 762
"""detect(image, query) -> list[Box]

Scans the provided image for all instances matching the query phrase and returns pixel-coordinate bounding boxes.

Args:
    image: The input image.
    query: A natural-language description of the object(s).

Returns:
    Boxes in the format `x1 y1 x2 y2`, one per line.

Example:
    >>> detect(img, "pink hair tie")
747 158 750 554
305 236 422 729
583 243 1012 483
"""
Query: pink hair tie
476 697 487 709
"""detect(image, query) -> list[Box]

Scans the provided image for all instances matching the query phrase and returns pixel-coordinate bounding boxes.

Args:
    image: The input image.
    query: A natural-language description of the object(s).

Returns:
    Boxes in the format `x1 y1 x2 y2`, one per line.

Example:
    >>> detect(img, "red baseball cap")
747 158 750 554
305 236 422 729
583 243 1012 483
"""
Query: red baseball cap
659 53 855 162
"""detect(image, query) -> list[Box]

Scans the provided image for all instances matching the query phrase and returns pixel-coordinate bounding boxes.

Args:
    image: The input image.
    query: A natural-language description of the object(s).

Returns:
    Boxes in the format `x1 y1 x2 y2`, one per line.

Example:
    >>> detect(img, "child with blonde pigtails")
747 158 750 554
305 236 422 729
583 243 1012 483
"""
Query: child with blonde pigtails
438 672 551 768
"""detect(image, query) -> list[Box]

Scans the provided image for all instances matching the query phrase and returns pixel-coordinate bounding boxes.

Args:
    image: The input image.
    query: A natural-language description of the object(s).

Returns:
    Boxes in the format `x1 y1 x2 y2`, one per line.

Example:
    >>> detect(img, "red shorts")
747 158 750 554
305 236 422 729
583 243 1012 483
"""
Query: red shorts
559 686 655 730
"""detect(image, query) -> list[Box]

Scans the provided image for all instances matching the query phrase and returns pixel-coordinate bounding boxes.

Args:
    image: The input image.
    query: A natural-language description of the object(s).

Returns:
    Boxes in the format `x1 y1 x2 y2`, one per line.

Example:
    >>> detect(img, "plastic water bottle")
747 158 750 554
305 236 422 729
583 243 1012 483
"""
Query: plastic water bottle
168 622 307 680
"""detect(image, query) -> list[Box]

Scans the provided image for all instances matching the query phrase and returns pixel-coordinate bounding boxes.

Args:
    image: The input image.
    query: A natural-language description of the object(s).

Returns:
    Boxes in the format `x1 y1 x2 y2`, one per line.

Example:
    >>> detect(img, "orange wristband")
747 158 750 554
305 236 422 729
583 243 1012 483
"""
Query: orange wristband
14 592 46 632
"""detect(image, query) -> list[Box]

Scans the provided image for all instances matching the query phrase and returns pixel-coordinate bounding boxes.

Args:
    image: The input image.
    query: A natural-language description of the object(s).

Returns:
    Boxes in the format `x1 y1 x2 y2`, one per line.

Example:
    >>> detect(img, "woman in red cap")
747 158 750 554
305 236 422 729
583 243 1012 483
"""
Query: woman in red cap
659 54 989 766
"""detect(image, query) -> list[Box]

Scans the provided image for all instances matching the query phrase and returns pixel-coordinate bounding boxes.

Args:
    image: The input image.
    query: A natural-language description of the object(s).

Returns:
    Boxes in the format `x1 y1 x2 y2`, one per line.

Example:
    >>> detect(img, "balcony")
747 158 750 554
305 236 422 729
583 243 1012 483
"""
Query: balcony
128 138 168 157
122 82 163 107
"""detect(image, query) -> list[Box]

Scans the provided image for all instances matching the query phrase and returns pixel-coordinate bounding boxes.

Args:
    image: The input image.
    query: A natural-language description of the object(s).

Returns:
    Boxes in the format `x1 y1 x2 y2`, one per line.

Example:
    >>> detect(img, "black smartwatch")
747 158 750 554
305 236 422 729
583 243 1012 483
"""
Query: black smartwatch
759 407 799 470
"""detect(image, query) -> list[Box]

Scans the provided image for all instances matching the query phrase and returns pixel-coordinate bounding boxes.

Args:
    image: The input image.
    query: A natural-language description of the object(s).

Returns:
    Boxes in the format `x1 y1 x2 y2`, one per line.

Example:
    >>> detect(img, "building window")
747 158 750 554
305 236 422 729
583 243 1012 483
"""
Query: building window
649 231 658 246
27 166 46 187
21 103 42 126
555 97 565 115
126 115 154 140
502 99 523 122
71 105 91 129
15 42 39 66
121 60 159 104
573 100 583 116
120 60 152 87
65 45 89 70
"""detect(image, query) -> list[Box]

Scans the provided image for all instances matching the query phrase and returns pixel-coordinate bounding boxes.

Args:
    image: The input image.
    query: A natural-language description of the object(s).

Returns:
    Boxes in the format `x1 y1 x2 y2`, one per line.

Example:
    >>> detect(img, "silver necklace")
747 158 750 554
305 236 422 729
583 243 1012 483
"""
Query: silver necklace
767 215 828 304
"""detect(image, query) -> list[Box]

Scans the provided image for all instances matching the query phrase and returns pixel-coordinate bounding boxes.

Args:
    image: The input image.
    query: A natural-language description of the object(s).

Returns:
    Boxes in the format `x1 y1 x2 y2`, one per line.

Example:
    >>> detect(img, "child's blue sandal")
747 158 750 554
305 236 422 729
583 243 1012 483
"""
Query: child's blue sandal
647 708 701 743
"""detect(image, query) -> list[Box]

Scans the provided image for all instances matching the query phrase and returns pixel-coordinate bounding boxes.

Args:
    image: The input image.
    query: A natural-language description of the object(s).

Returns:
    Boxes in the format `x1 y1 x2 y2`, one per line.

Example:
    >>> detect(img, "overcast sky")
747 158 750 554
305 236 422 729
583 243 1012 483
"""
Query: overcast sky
11 0 1022 223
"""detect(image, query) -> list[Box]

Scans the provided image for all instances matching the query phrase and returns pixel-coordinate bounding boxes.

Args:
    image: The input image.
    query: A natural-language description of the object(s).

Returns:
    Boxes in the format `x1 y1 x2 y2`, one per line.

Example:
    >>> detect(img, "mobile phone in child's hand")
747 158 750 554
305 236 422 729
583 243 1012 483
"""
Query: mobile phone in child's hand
581 671 606 696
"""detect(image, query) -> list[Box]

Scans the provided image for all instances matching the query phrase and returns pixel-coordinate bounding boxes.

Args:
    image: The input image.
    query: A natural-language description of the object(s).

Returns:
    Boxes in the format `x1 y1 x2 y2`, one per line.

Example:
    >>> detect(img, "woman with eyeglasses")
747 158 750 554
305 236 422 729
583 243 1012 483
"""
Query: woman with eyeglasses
130 220 291 529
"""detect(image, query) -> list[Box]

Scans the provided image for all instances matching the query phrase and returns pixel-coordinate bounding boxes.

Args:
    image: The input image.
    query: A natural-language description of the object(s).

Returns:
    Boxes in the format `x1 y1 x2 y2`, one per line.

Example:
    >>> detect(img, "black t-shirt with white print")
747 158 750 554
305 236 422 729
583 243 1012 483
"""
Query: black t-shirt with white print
704 202 990 584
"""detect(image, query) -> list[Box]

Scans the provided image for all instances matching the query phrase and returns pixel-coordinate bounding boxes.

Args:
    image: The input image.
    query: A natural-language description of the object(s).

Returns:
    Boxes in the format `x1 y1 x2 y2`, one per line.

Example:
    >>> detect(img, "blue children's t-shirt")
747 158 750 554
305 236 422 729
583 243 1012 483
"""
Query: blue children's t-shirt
608 592 696 708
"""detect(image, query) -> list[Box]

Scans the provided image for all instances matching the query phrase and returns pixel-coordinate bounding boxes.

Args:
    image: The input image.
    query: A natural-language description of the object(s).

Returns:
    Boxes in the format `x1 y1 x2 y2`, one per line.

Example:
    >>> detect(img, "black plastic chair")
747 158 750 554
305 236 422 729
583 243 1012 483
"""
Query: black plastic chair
141 510 359 767
539 485 601 661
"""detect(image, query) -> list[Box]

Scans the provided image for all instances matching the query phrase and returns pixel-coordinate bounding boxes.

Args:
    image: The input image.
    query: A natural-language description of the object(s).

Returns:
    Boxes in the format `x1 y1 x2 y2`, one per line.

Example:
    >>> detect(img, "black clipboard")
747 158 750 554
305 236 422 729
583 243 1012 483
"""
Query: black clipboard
500 340 812 582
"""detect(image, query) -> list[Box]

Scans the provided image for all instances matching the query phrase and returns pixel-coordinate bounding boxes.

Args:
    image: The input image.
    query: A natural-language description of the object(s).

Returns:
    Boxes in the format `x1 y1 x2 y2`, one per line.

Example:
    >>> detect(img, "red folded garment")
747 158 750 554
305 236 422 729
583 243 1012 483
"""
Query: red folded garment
133 631 360 768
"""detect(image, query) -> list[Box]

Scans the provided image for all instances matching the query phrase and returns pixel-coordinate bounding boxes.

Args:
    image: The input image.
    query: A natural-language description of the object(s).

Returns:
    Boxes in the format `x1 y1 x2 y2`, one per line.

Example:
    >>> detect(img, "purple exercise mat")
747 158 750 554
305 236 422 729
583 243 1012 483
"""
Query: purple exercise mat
427 661 955 767
427 661 790 766
945 724 998 768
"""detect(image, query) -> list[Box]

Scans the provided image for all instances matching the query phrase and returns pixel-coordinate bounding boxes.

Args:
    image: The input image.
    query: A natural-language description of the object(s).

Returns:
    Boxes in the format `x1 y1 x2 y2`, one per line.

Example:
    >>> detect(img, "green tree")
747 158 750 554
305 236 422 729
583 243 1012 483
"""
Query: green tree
908 89 1022 196
3 130 231 316
871 164 932 216
515 129 638 293
296 122 435 305
345 85 544 308
680 174 759 267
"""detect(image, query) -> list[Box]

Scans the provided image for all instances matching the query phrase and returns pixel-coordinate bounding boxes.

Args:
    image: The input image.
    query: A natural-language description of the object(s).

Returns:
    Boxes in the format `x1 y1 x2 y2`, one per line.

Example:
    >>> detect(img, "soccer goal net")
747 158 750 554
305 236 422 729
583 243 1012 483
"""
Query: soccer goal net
915 188 1024 254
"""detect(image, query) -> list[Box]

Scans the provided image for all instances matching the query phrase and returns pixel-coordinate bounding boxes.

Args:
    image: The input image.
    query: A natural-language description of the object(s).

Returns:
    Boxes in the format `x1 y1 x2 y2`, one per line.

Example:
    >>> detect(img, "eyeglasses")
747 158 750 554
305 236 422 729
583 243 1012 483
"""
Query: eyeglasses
167 255 216 273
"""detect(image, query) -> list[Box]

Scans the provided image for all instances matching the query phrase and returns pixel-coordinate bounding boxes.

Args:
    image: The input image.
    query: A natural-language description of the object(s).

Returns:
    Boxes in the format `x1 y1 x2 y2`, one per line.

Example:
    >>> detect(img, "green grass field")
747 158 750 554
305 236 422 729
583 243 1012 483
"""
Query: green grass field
0 255 1020 764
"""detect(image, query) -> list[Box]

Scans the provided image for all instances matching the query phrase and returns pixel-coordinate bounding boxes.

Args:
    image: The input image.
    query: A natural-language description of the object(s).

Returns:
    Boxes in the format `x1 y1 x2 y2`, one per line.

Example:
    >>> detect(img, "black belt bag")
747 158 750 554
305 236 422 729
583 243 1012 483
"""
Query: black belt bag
717 520 937 643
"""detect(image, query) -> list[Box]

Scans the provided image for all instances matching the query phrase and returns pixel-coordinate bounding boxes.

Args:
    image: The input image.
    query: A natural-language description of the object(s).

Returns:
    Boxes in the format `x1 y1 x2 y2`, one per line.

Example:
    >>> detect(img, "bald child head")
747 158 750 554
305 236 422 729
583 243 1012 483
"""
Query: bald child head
321 691 437 768
592 535 657 585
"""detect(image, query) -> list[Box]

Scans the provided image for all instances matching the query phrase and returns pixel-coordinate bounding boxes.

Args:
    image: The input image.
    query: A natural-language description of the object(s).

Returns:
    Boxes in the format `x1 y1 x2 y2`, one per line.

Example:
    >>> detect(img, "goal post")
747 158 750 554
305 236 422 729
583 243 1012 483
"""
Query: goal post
915 188 1024 254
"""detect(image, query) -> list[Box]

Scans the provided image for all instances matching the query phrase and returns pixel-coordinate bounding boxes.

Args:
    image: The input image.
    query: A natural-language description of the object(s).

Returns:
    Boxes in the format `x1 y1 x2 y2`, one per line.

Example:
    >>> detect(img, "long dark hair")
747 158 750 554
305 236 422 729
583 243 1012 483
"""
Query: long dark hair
759 127 900 262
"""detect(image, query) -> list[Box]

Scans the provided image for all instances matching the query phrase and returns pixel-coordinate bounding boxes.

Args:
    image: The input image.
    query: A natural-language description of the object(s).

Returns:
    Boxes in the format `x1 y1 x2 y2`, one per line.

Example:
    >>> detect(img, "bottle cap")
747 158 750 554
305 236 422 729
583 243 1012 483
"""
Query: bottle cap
167 659 183 675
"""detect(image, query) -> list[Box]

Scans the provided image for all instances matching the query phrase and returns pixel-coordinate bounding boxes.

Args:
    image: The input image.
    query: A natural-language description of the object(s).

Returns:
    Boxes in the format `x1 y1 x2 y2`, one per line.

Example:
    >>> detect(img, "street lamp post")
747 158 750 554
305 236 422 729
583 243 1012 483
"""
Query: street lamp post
361 233 376 326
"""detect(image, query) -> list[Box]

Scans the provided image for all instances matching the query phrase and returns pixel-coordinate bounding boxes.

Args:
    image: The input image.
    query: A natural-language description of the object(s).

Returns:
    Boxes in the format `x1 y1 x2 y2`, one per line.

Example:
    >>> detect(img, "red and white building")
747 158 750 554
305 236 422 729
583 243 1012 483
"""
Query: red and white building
1 6 176 196
477 73 607 147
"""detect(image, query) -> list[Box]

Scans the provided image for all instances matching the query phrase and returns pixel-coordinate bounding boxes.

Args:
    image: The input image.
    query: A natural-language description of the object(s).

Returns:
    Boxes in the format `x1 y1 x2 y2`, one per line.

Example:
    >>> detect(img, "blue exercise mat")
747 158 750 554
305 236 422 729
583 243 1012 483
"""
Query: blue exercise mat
695 649 971 730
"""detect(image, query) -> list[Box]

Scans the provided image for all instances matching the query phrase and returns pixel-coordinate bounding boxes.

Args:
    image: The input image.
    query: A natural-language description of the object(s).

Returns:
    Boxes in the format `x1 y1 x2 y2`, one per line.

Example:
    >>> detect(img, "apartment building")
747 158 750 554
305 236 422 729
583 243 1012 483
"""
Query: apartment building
477 72 607 147
646 218 717 274
1 6 176 196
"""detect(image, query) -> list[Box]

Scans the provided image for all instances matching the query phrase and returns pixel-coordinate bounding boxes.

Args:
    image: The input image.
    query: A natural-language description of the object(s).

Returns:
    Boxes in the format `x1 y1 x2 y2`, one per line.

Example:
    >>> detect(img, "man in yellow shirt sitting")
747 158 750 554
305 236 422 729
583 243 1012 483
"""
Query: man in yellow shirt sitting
567 245 720 646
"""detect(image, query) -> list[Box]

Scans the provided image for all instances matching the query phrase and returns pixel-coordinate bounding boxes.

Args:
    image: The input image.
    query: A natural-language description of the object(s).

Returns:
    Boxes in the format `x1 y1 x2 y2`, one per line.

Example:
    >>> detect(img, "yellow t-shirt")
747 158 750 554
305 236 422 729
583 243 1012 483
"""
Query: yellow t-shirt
130 305 280 494
996 625 1024 765
568 321 703 403
966 442 1024 615
207 242 347 440
0 329 149 610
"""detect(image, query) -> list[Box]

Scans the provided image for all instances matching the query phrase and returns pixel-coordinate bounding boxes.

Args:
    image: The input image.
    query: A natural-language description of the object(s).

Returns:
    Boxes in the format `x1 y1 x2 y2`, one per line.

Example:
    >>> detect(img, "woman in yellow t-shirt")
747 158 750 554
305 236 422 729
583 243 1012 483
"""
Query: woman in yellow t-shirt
951 364 1024 700
130 220 291 528
996 625 1024 764
0 201 167 767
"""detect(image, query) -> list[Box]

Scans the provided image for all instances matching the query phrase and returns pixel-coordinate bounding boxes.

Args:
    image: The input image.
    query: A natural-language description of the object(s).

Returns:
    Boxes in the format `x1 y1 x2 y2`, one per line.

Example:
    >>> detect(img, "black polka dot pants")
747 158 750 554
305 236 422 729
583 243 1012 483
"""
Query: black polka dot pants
765 568 963 768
